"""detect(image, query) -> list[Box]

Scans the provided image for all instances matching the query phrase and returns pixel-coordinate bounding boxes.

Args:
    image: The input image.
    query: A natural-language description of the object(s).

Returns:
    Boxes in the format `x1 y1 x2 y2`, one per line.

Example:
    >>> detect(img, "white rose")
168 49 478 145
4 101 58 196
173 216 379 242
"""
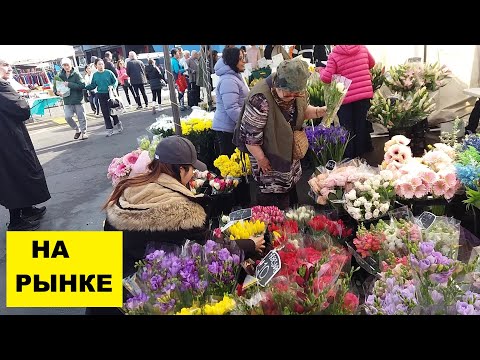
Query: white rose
373 209 380 218
353 200 361 207
373 201 380 207
354 181 362 189
196 179 205 187
364 202 372 211
345 189 357 201
380 203 390 214
352 212 361 220
365 212 373 220
373 179 381 188
383 181 390 188
363 184 372 192
358 197 367 204
372 192 380 200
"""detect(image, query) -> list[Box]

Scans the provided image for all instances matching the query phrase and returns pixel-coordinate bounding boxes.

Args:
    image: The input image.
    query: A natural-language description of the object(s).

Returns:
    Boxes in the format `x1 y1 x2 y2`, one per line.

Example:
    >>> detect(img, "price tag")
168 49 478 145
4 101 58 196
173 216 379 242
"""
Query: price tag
325 160 336 171
255 250 282 287
229 208 252 221
417 211 437 230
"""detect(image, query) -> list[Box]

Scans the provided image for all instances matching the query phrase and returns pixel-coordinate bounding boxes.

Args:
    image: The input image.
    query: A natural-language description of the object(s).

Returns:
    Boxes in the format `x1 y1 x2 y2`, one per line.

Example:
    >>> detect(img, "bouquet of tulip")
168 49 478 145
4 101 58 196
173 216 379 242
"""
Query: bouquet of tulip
227 220 266 240
148 115 175 138
344 170 396 222
214 148 252 178
285 206 316 229
368 87 435 129
209 176 239 195
371 62 386 92
307 214 353 250
307 71 325 107
322 74 352 127
137 135 162 160
176 294 236 315
251 205 284 225
107 149 145 187
305 123 352 166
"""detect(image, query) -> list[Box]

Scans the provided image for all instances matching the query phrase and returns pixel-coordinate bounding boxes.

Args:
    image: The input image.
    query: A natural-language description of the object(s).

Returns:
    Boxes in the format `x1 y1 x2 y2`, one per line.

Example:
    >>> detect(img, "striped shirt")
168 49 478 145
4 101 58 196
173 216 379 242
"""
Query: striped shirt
240 93 302 194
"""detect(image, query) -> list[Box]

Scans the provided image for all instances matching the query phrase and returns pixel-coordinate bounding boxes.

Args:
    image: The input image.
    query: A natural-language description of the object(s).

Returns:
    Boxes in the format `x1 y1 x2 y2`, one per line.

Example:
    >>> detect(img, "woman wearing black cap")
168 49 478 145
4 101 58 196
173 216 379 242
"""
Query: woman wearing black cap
85 136 264 315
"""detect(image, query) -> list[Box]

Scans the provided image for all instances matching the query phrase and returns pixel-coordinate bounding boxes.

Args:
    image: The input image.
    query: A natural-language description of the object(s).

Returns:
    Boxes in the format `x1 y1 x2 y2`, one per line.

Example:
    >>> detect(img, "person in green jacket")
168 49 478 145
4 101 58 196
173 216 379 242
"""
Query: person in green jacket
85 58 123 137
54 57 88 140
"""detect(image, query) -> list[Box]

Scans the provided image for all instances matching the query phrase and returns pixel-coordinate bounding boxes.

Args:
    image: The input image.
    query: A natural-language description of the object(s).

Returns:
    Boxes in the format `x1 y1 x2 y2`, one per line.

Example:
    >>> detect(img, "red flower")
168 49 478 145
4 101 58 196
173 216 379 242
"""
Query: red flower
236 284 245 297
294 302 305 314
342 292 359 313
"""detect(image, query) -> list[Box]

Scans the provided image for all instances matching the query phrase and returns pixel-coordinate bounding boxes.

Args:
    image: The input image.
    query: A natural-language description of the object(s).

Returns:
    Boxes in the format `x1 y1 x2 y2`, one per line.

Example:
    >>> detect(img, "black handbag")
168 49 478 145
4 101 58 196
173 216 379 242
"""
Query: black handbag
123 78 130 87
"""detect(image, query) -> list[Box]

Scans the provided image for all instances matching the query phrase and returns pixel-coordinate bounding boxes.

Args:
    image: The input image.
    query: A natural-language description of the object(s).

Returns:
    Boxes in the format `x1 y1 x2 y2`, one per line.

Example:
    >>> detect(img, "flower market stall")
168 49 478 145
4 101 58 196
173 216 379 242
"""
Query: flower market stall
104 55 480 315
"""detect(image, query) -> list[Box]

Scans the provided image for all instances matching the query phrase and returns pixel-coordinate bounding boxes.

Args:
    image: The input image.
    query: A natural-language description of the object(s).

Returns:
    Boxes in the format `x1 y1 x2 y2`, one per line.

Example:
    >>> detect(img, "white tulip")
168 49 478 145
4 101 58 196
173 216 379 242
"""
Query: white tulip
222 215 230 223
336 82 345 93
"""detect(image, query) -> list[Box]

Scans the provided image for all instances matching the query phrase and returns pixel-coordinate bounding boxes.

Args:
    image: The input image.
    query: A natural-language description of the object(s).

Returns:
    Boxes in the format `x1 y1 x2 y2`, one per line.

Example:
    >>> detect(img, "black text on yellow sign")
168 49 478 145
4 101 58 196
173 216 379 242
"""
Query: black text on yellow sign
7 231 123 307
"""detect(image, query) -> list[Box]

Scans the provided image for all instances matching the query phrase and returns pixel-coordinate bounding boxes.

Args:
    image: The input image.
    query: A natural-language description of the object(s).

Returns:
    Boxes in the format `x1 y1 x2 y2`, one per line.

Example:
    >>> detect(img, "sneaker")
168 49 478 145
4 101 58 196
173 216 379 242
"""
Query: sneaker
21 206 47 222
81 132 89 140
136 105 143 110
8 218 40 231
115 122 123 134
74 131 81 140
106 129 114 137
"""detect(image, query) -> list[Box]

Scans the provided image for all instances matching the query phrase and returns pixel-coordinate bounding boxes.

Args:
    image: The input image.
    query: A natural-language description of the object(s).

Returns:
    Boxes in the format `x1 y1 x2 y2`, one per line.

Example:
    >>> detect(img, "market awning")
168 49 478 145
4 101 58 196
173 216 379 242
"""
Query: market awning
0 45 75 65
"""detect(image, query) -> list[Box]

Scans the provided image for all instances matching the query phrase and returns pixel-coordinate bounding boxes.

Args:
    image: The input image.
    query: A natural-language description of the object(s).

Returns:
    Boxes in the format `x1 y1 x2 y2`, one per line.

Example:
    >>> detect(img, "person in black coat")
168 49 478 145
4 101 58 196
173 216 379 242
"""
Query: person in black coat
145 58 165 114
0 58 50 230
104 51 119 95
85 136 264 315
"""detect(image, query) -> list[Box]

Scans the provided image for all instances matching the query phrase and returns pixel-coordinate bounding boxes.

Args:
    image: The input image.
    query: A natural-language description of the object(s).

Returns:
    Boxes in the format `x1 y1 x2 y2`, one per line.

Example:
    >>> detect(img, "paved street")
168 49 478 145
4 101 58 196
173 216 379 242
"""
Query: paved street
0 87 182 315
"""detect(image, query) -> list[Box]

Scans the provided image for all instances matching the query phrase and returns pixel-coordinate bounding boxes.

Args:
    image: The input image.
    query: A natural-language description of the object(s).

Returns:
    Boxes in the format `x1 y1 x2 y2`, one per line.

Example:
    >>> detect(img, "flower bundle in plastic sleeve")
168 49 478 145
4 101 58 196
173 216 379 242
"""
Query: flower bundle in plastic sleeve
209 177 239 195
188 169 216 195
421 216 460 259
322 74 351 127
305 123 352 167
251 205 284 225
306 214 353 250
284 206 315 230
107 149 145 187
343 170 396 222
227 220 266 241
147 115 175 137
306 71 325 107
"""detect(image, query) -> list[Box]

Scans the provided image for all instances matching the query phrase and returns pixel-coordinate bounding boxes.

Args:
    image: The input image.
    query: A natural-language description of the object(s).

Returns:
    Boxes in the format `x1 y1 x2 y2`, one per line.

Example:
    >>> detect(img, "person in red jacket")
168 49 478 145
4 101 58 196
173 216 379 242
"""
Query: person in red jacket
320 45 375 159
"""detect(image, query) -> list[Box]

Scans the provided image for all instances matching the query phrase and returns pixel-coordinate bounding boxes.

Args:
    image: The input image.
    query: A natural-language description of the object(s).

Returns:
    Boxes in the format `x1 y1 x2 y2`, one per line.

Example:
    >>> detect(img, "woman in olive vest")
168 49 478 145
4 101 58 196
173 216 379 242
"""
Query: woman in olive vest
235 58 326 210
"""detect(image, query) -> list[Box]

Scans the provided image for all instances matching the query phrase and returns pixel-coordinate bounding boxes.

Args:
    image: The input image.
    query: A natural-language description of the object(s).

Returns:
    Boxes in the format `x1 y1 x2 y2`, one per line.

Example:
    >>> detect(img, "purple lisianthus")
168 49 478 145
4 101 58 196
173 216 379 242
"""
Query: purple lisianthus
218 248 231 262
419 258 432 271
456 301 475 315
191 243 202 257
208 261 220 275
420 242 435 255
205 240 217 254
125 292 148 311
429 269 455 284
430 289 444 304
232 254 240 265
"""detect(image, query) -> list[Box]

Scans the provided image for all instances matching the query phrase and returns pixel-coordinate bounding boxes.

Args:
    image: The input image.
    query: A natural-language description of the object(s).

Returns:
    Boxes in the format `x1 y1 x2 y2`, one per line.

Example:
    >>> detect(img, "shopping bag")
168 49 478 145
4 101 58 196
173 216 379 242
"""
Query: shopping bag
108 86 125 116
175 73 188 93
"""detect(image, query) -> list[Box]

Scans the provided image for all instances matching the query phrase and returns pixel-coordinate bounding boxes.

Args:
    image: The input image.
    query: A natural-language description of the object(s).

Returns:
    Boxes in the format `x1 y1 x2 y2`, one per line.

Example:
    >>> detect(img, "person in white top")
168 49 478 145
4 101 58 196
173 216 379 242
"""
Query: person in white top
179 50 190 70
83 64 100 115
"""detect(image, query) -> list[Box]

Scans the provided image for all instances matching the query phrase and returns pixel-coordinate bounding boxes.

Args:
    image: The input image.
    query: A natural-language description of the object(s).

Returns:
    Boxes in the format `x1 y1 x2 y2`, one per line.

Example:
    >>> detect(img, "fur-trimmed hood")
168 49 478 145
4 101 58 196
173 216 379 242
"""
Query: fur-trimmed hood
106 173 207 232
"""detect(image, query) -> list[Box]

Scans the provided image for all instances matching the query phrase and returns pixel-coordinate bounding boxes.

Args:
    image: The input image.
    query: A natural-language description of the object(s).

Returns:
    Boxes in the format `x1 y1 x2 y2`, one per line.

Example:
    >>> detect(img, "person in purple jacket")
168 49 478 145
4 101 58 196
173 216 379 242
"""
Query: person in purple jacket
212 47 249 157
320 45 376 159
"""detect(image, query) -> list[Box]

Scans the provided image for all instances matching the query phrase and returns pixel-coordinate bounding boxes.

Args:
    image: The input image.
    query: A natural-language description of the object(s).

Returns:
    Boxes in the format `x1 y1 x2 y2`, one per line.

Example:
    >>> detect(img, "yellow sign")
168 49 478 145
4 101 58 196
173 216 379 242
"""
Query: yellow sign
6 231 123 307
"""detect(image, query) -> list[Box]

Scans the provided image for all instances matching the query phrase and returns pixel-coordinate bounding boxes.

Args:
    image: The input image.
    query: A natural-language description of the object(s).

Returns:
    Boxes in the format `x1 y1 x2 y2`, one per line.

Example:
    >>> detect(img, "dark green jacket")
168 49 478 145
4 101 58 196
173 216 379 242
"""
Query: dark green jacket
54 68 85 105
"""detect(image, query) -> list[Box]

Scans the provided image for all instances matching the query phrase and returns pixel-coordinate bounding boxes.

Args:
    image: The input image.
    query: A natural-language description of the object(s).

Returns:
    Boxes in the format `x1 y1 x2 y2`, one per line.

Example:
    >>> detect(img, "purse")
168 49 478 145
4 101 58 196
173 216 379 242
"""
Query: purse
292 129 309 160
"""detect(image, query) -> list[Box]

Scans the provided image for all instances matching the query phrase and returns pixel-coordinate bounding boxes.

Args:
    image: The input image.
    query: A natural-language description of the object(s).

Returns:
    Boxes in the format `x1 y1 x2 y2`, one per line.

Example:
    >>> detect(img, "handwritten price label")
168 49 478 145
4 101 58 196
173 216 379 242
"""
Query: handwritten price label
255 250 282 287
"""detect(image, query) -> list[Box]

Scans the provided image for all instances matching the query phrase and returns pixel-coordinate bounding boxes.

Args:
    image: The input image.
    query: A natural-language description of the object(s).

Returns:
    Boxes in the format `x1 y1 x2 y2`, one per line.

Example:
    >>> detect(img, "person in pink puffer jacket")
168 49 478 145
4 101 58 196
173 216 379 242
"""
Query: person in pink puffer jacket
320 45 375 159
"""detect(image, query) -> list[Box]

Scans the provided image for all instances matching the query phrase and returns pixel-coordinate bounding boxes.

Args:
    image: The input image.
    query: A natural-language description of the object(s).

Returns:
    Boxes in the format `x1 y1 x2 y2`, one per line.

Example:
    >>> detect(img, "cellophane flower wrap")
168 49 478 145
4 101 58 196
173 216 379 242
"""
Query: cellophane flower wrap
305 123 352 167
455 134 480 210
251 206 284 225
124 240 242 315
227 220 266 240
322 74 351 127
107 149 143 187
421 216 460 259
188 169 217 195
306 71 325 107
306 214 353 250
148 115 175 137
308 158 373 207
209 177 239 195
284 206 316 231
